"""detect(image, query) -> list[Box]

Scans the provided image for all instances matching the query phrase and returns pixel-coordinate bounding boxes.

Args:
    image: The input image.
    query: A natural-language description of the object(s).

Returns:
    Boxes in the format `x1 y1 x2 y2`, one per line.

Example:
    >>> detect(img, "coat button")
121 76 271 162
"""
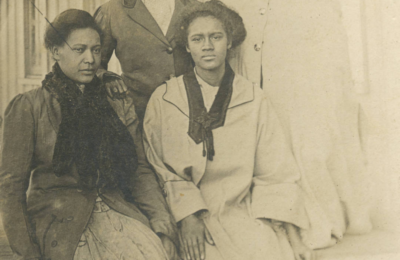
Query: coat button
162 188 168 198
254 44 261 51
166 47 173 54
259 8 266 15
66 216 74 221
51 240 58 247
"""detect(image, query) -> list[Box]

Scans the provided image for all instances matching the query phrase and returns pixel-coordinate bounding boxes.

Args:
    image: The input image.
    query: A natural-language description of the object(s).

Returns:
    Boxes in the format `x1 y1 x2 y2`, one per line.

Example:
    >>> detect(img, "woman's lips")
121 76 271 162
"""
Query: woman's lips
80 69 95 75
202 55 216 61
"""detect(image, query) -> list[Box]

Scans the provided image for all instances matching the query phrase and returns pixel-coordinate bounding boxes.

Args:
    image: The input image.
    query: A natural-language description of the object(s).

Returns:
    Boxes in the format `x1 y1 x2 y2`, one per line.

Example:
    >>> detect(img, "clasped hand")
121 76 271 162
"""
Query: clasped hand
103 72 128 99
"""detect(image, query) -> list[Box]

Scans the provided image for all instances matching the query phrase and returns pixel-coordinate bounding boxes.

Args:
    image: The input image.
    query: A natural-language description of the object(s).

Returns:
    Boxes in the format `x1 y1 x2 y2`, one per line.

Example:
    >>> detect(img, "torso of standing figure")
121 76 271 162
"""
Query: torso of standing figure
150 74 262 198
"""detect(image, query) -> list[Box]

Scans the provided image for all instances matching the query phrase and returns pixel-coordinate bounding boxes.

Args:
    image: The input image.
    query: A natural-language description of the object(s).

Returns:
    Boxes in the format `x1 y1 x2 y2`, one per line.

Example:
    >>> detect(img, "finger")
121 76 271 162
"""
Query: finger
115 80 125 95
118 79 128 93
178 232 187 260
204 228 214 245
192 237 202 260
198 235 205 260
294 253 302 260
193 235 203 260
164 241 174 260
183 238 191 260
109 81 121 99
111 81 119 93
167 244 177 260
105 82 114 99
188 238 197 260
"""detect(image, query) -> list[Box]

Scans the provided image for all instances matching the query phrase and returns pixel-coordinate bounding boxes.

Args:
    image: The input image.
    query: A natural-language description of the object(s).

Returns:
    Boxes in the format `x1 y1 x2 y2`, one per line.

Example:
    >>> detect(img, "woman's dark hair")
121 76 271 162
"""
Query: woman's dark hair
176 0 246 49
44 9 103 50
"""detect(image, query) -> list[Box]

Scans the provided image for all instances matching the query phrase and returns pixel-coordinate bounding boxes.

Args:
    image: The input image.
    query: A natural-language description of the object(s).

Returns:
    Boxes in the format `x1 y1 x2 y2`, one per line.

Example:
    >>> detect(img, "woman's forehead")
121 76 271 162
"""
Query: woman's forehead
66 28 101 46
188 16 225 35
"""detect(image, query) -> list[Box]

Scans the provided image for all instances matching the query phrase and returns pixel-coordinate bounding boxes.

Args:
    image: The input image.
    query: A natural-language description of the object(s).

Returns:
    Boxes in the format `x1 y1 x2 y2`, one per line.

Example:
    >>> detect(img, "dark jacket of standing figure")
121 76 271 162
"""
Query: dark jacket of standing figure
0 74 177 260
94 0 196 119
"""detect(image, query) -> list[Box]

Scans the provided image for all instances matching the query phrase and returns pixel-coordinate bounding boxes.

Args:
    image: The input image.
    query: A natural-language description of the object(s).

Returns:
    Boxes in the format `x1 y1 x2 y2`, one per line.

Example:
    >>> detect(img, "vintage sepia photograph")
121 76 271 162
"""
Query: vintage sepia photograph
0 0 399 259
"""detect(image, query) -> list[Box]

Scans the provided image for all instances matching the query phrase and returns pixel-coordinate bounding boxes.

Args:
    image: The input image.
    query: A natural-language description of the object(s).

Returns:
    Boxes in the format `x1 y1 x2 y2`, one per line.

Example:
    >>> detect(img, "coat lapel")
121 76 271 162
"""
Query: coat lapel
165 0 184 43
121 0 171 47
228 75 255 109
163 76 190 117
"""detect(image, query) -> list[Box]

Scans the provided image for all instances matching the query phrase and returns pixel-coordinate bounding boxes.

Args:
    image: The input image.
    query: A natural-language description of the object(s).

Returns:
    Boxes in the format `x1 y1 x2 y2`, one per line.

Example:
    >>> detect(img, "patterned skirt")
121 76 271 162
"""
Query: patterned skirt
74 197 168 260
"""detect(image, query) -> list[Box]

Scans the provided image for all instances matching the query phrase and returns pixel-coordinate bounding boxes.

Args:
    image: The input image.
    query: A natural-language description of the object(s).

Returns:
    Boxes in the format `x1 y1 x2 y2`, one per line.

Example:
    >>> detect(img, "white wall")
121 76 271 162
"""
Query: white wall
340 0 400 231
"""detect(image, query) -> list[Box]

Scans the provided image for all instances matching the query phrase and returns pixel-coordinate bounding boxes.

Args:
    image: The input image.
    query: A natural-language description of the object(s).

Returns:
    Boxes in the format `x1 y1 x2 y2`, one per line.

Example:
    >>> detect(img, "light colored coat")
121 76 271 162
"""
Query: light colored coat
143 74 309 259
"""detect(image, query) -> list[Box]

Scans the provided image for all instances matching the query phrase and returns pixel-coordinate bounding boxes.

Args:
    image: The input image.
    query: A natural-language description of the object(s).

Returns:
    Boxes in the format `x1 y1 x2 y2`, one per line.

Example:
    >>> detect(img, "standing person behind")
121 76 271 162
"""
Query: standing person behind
144 1 314 259
94 0 196 120
222 0 372 248
0 9 178 260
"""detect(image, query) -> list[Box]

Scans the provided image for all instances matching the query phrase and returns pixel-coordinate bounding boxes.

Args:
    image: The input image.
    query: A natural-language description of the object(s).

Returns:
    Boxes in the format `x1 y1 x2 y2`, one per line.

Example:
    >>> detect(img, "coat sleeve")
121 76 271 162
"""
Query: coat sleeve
143 87 208 223
94 3 117 78
252 95 309 230
108 96 179 244
0 94 42 259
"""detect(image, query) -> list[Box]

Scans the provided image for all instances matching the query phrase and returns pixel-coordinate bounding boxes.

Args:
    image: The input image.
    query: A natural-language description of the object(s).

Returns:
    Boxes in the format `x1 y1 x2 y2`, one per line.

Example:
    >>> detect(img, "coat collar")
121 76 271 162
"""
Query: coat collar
163 70 255 117
120 0 184 46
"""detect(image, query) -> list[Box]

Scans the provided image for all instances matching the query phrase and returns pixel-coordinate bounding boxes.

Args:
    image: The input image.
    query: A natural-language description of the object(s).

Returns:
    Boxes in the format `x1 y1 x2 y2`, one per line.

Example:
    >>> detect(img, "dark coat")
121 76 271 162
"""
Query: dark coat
94 0 196 119
0 87 177 260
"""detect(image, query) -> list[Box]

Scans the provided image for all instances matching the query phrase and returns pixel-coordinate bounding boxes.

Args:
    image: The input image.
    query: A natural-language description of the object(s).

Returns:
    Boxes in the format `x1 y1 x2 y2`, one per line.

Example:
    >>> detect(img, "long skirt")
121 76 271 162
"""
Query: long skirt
74 197 168 260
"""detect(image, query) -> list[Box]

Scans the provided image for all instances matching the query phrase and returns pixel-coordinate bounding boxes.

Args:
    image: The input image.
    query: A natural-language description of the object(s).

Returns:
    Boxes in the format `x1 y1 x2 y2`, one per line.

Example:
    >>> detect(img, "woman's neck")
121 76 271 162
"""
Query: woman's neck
195 63 225 87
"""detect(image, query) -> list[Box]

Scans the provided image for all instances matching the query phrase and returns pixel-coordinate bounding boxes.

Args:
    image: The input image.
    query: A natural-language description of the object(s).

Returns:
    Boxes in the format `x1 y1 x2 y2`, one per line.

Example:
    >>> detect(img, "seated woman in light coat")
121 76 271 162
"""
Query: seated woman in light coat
143 1 314 260
0 9 178 260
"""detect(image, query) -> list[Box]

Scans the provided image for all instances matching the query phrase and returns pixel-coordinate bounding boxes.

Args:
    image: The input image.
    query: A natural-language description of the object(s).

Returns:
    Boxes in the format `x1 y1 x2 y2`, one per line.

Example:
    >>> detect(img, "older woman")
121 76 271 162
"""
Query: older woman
143 1 314 260
0 9 178 260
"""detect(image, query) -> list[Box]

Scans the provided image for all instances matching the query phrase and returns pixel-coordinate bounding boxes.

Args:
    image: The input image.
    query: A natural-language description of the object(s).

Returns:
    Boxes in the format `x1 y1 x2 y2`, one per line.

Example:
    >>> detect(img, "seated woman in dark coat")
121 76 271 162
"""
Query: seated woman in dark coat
0 9 178 260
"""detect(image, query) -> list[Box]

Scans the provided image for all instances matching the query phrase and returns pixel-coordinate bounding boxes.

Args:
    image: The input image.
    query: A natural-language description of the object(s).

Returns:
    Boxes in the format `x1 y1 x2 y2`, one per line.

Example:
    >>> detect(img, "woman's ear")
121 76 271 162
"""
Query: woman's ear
186 45 191 53
52 47 61 61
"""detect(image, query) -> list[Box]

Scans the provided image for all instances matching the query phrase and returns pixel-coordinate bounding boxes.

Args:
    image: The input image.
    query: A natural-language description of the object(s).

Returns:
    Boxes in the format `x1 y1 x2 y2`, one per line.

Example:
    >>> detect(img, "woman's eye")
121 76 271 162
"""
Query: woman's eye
192 37 202 42
93 49 101 54
74 48 84 53
212 36 222 40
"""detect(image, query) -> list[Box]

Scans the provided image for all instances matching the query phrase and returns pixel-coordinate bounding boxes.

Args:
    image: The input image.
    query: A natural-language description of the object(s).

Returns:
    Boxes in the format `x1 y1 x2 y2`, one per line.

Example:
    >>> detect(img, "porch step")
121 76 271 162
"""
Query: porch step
316 230 400 260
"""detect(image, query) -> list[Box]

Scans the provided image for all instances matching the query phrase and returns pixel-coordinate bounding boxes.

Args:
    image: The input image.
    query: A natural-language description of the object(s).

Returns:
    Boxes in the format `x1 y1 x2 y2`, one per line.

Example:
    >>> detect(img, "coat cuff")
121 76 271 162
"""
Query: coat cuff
164 181 208 223
96 69 121 81
252 183 309 229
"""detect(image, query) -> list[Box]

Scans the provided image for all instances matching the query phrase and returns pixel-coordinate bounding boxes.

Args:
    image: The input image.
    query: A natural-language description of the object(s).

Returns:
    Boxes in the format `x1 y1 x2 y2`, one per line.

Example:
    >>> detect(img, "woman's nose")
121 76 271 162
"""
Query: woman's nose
83 50 95 64
202 38 214 50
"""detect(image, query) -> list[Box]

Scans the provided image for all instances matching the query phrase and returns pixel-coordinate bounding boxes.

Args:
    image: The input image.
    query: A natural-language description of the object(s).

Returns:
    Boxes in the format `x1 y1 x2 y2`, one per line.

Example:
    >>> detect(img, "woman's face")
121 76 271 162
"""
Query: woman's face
186 16 231 72
53 28 101 84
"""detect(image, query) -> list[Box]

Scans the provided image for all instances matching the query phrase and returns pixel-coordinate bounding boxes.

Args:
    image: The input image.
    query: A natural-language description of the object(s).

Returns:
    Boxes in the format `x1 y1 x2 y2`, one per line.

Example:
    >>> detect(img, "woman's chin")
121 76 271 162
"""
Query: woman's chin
75 75 95 84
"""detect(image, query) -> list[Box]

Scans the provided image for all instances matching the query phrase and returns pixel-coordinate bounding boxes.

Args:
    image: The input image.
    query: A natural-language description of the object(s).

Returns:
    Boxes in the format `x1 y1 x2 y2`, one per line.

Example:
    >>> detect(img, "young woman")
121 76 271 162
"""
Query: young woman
143 1 315 260
0 9 178 260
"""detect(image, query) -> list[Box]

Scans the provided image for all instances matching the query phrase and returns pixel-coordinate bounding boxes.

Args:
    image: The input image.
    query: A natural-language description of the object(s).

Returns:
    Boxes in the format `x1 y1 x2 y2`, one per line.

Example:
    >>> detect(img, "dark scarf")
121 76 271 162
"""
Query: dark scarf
43 63 138 191
183 64 234 161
